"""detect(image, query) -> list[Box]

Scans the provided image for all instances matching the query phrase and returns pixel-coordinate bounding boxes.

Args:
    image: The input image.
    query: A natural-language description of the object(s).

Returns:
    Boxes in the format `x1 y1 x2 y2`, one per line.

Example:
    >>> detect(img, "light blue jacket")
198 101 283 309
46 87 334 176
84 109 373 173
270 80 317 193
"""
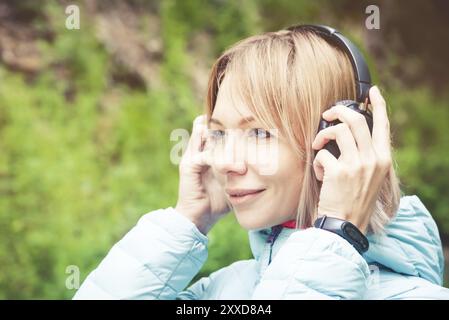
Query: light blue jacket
73 195 449 299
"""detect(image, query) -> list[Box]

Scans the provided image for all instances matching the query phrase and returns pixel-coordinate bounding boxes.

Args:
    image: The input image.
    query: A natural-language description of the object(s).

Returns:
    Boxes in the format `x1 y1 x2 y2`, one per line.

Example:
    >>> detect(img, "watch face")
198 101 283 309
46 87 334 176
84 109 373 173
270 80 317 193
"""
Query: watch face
343 223 360 242
343 223 369 252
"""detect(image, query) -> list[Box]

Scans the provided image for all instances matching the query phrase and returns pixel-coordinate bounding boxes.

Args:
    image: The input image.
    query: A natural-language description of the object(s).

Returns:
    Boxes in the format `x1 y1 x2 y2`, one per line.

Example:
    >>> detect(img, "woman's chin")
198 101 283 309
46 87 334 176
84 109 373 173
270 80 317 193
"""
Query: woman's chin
235 211 271 230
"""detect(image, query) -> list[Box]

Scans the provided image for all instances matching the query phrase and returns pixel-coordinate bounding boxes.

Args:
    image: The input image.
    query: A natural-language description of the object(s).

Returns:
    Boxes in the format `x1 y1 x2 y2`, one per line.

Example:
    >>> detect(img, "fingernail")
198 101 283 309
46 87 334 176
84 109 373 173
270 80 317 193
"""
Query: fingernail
322 108 333 116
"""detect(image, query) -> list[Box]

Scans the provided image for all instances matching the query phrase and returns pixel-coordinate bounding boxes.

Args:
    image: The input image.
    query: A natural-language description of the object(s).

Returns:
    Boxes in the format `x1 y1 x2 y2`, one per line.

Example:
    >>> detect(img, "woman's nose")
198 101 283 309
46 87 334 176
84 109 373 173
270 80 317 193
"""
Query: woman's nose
213 133 248 175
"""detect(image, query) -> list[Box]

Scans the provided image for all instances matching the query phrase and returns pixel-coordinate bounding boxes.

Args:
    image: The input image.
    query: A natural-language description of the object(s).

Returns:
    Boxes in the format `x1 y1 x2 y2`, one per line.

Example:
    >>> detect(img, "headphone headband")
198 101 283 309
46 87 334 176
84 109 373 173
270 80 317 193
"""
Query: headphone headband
286 24 372 103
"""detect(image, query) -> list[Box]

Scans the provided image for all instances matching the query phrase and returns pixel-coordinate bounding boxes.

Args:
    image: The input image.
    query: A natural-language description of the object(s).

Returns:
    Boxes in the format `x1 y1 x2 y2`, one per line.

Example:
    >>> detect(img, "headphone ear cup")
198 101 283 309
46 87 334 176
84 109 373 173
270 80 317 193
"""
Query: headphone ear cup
315 100 374 159
324 138 341 159
316 118 341 158
335 100 374 135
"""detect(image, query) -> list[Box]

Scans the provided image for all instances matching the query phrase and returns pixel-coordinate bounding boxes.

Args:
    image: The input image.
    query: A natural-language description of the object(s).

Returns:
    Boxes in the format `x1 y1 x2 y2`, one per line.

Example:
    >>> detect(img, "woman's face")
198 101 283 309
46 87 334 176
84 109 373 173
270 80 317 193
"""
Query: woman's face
207 75 304 230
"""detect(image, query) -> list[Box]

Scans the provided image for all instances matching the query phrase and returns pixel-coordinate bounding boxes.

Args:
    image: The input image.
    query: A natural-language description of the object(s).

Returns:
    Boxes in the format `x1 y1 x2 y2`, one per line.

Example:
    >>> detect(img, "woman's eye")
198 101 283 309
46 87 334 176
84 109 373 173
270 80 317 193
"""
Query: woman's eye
249 128 271 139
208 129 225 140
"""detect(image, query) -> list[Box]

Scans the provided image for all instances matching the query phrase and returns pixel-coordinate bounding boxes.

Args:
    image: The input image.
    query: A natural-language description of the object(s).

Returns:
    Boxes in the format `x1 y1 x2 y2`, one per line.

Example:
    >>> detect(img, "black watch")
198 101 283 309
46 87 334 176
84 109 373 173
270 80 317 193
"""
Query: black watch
313 216 369 254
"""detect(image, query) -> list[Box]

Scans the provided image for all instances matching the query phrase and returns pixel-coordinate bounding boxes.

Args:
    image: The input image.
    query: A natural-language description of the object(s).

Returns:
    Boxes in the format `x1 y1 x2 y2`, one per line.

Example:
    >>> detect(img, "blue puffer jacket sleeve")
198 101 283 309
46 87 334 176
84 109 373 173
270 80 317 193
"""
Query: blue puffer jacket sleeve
251 228 371 299
73 207 208 299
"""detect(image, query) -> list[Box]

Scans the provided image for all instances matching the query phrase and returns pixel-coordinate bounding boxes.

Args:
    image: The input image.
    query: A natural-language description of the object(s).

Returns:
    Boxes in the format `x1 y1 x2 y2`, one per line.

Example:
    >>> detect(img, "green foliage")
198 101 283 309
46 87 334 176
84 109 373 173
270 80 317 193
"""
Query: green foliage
389 87 449 232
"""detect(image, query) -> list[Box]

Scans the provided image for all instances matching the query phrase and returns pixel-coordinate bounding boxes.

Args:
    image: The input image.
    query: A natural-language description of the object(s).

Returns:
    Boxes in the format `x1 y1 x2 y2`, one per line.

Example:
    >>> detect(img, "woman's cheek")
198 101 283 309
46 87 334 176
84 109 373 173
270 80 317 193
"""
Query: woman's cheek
212 168 226 186
247 141 280 176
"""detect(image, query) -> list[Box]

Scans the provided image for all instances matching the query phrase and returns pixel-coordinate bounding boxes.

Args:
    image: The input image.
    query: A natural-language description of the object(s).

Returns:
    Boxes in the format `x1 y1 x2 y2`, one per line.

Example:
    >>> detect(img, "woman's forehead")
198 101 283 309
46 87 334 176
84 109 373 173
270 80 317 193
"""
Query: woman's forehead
213 75 255 122
210 103 256 128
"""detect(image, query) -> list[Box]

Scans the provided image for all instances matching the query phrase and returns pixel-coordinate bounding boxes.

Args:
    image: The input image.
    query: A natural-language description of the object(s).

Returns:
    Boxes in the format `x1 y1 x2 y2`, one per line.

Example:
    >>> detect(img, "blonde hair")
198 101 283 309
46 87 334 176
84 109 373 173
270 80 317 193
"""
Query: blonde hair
204 28 402 234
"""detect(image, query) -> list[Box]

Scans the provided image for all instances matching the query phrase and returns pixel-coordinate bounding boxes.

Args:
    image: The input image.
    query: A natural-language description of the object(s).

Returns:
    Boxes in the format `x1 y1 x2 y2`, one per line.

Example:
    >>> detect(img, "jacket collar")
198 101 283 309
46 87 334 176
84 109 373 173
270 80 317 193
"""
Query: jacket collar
248 195 445 285
248 224 296 262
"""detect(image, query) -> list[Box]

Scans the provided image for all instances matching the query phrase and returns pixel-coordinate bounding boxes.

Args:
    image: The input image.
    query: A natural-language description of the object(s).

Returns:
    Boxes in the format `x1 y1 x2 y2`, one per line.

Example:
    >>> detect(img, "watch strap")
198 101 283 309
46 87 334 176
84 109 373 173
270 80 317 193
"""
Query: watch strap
313 215 369 254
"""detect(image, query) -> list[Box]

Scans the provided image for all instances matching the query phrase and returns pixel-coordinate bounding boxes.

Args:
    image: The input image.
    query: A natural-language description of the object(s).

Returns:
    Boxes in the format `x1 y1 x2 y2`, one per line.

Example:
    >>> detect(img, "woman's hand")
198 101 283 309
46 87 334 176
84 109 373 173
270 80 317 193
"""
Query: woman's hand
311 86 392 234
175 115 231 235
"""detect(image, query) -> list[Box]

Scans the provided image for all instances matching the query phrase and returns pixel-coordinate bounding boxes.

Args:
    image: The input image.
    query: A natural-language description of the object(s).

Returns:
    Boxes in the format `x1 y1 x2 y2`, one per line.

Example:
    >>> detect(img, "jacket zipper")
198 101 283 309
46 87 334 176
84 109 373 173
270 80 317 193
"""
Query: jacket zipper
267 225 283 264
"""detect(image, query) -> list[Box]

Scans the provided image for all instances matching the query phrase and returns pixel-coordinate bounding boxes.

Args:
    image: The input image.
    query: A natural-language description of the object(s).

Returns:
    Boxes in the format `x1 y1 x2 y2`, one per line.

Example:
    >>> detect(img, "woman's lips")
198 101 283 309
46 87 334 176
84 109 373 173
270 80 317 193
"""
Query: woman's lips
227 189 266 206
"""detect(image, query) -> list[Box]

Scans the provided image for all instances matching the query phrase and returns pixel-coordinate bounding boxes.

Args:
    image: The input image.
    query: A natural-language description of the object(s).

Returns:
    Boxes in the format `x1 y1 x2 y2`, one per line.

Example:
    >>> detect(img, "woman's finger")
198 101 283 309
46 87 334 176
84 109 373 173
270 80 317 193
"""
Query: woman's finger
182 121 213 171
312 123 358 162
313 148 339 181
322 104 374 158
370 86 391 160
193 147 213 167
188 115 207 153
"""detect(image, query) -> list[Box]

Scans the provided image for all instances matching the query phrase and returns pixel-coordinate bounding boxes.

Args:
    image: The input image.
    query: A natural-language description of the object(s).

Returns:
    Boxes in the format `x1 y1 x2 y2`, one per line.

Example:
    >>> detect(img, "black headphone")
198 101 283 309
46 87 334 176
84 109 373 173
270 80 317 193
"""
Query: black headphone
286 24 374 159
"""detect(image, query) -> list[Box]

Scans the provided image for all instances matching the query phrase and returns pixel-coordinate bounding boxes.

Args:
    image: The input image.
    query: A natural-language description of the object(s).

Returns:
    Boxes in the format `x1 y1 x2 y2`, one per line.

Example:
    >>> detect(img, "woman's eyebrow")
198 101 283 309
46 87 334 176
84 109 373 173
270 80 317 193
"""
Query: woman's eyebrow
209 116 255 126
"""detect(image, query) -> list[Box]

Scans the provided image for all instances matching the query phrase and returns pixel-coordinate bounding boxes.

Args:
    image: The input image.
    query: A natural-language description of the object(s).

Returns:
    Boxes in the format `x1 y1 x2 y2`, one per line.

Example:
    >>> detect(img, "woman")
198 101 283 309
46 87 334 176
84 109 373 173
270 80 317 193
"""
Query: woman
74 25 449 299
